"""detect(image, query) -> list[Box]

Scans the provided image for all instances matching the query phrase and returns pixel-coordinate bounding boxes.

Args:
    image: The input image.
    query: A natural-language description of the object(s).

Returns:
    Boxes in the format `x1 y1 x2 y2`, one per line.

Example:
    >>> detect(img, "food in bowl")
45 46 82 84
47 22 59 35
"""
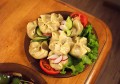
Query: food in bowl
0 63 47 84
26 12 99 75
0 72 34 84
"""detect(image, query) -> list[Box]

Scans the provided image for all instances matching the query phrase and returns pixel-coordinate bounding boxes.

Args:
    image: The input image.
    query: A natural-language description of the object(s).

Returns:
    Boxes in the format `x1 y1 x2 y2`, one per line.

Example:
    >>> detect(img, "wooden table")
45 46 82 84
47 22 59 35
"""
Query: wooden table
0 0 112 84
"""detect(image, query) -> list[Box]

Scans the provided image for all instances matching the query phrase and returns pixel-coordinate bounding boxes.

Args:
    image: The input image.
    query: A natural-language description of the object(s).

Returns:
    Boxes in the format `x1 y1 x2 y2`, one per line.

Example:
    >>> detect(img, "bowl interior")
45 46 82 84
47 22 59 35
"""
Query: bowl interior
0 63 47 84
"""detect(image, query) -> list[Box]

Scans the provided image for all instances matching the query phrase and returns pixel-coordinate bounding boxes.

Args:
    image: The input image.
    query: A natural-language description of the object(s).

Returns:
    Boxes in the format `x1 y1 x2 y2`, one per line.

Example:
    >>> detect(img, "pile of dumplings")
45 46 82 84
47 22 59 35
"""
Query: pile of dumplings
27 13 91 70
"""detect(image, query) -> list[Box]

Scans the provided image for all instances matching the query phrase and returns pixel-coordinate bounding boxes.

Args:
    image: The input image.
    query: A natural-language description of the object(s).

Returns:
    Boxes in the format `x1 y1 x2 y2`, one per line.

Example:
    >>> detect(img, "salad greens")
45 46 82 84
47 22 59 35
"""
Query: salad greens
60 24 99 75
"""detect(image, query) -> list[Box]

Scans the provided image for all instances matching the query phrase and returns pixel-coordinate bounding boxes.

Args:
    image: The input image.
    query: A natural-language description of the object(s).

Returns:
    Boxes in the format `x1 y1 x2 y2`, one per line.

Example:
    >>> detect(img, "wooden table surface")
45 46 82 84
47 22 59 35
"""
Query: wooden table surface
0 0 112 84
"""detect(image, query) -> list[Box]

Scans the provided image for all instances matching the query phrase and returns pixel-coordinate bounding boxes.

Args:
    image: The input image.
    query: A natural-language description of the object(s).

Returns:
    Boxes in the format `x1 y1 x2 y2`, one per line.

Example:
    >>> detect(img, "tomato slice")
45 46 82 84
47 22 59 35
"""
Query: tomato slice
70 12 88 27
40 59 60 75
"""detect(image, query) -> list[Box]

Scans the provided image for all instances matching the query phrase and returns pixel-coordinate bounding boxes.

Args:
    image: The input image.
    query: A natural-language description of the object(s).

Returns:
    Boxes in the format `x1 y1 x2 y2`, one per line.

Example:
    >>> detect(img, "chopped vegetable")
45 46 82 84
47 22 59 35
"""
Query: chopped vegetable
70 12 88 27
81 24 99 61
31 36 49 42
40 59 60 75
11 78 22 84
66 16 72 29
0 74 10 84
36 27 42 36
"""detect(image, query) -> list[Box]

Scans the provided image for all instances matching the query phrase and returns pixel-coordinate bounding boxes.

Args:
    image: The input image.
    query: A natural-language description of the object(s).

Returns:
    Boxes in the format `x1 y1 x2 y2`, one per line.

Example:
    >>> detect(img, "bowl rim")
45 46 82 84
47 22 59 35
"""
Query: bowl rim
0 63 47 84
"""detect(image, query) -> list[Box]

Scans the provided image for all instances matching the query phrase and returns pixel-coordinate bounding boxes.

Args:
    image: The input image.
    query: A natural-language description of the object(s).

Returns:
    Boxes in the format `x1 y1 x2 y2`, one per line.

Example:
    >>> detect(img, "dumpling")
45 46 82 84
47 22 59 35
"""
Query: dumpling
40 14 51 23
49 41 62 55
48 51 68 70
27 20 37 39
60 42 71 55
70 37 91 58
51 13 63 22
38 13 63 34
70 18 83 37
51 31 59 41
49 31 74 55
29 41 49 59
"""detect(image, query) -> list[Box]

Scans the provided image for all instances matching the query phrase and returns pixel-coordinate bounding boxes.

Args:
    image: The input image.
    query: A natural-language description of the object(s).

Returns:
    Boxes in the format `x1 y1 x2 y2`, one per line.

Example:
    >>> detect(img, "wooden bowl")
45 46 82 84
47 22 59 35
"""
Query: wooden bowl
0 63 47 84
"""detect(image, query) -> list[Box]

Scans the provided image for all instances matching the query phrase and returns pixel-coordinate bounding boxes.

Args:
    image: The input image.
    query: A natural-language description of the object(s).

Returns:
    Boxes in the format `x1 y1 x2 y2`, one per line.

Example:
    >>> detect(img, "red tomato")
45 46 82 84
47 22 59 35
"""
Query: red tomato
40 59 60 75
43 33 52 37
70 12 88 27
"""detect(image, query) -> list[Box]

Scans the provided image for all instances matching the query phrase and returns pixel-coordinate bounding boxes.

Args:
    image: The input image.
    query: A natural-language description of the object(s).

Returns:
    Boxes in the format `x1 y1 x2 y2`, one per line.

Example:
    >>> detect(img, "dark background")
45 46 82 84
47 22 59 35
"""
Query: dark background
62 0 120 84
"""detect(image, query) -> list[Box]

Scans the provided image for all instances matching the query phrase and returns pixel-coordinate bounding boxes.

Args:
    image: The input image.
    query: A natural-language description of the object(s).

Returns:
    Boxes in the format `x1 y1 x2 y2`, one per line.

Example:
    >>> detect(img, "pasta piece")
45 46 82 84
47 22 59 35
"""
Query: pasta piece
29 41 49 59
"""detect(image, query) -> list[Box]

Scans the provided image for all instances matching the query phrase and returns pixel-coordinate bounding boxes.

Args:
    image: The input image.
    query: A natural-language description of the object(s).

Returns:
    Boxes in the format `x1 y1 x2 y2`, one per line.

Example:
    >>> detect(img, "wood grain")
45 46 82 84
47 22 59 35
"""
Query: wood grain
0 0 112 84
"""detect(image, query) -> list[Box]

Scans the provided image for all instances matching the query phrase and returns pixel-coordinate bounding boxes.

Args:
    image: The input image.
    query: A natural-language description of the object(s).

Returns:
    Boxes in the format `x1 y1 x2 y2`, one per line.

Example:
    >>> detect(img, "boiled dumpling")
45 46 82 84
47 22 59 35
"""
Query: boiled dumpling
51 31 59 41
38 13 63 34
48 51 68 70
70 37 91 58
49 31 74 55
40 14 51 23
70 18 83 37
27 20 37 39
29 41 49 59
51 13 63 22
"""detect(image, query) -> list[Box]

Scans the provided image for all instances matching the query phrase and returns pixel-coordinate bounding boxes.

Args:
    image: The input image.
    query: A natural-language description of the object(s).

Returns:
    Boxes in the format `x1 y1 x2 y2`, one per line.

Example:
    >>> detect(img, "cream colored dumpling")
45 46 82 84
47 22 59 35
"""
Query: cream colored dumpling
38 13 63 34
51 31 59 41
70 37 91 58
50 59 68 70
48 51 68 70
27 20 37 39
71 18 83 37
40 14 51 23
50 61 63 70
29 41 49 59
49 31 74 55
51 13 63 22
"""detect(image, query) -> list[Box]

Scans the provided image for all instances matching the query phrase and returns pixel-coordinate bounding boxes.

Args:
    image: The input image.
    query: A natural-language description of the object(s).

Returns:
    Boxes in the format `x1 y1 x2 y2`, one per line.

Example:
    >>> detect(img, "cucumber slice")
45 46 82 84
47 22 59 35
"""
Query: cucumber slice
31 36 49 42
66 30 71 36
66 16 72 29
37 28 42 36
